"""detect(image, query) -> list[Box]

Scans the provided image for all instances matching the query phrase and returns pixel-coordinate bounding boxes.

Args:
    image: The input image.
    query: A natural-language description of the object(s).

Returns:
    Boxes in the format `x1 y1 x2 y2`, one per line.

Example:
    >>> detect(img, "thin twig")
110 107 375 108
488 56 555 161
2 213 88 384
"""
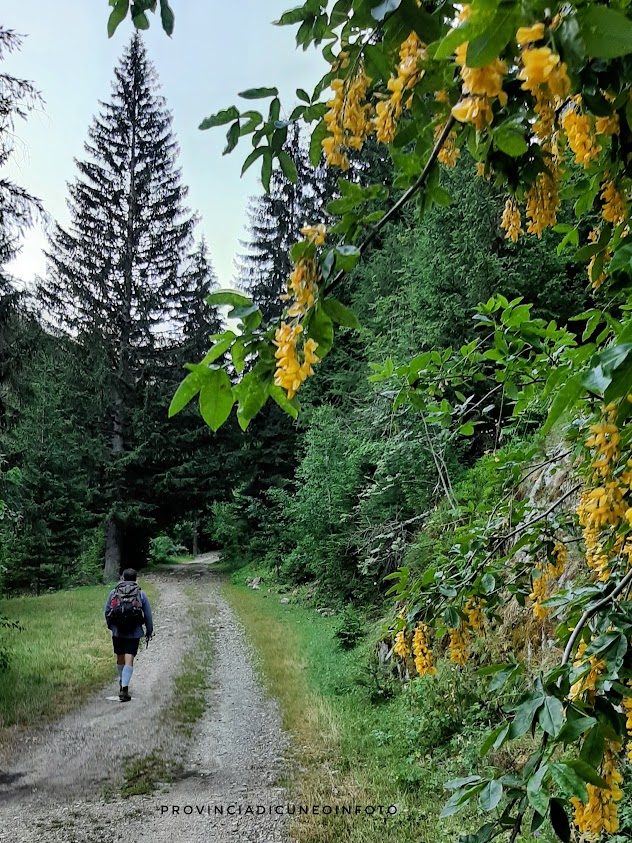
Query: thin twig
322 115 457 296
562 566 632 665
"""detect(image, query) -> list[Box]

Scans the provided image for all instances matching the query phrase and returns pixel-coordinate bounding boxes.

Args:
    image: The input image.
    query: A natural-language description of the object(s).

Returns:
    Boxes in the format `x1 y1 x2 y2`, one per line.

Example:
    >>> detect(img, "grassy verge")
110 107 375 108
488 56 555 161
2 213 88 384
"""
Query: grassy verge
119 584 214 798
224 581 553 843
0 580 157 732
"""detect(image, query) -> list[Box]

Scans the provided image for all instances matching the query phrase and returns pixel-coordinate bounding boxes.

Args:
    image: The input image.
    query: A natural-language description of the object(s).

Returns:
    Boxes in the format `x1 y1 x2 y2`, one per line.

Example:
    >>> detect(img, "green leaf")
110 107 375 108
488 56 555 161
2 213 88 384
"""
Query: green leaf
296 88 311 103
481 573 495 593
558 715 596 744
434 22 473 60
564 759 608 789
479 780 503 812
262 150 273 192
132 10 150 30
199 107 240 130
278 150 298 183
466 9 516 68
231 337 249 374
307 305 334 358
334 245 361 272
538 696 565 737
549 763 588 803
321 297 361 330
169 371 204 417
542 373 583 434
440 783 486 818
241 146 266 177
199 369 234 431
479 724 508 757
578 6 632 59
493 126 528 157
159 0 174 35
526 765 549 815
203 336 234 364
509 694 544 739
489 665 521 693
238 87 279 99
309 121 328 166
224 121 240 155
580 725 605 769
459 422 475 436
549 798 571 843
269 384 299 419
206 290 252 308
235 373 269 430
108 0 130 37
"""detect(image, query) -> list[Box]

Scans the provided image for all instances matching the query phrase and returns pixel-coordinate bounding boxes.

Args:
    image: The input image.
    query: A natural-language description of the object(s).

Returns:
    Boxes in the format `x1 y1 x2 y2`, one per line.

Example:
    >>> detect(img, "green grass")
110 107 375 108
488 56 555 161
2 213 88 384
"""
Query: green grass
0 580 158 731
224 582 551 843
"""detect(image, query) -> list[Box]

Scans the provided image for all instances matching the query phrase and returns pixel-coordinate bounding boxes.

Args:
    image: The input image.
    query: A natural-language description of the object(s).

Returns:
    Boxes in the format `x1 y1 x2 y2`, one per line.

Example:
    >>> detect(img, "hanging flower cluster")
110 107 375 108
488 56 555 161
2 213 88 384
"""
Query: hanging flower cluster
451 33 507 131
464 597 486 634
570 742 623 836
412 622 436 675
393 628 411 660
577 402 629 582
529 542 566 620
448 624 469 666
323 68 373 169
569 638 606 701
375 32 426 144
500 24 569 242
273 323 320 399
601 178 628 227
561 97 601 169
435 123 459 168
501 197 523 242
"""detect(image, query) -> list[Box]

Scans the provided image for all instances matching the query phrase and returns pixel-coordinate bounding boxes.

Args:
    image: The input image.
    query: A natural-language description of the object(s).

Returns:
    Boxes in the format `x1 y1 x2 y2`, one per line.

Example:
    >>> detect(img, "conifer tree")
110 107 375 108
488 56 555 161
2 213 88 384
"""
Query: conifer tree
41 34 197 580
235 124 334 320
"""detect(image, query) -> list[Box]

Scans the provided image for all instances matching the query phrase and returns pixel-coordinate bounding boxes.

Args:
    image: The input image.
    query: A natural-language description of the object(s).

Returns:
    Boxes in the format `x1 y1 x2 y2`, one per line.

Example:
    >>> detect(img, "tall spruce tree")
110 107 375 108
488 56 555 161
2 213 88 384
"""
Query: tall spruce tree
235 124 335 320
41 34 197 581
0 28 43 428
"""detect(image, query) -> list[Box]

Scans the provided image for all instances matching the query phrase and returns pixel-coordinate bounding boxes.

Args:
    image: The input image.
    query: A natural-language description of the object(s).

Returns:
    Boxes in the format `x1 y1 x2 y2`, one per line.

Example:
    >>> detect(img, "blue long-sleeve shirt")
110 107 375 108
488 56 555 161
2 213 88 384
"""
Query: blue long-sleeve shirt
105 585 153 639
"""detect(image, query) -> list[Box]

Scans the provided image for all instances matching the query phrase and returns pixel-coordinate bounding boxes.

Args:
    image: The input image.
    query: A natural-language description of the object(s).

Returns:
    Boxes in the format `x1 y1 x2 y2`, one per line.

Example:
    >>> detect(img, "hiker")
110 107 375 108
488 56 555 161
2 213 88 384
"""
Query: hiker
104 568 153 702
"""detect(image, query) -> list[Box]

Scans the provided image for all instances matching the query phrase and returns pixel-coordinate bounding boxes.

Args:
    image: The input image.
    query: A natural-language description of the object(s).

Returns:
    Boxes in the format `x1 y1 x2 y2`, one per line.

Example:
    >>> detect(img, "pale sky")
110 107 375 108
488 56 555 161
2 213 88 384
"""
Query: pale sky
4 1 324 291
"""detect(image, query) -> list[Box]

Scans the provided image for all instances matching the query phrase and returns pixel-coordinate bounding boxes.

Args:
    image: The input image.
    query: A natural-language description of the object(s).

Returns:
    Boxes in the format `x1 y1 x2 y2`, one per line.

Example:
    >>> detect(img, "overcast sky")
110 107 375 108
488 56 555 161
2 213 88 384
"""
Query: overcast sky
4 1 324 290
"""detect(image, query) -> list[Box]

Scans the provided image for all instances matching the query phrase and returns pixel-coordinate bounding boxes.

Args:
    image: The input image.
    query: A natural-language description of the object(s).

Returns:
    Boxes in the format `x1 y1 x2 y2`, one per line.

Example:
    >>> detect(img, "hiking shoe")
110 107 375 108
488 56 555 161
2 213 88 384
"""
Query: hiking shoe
119 685 131 702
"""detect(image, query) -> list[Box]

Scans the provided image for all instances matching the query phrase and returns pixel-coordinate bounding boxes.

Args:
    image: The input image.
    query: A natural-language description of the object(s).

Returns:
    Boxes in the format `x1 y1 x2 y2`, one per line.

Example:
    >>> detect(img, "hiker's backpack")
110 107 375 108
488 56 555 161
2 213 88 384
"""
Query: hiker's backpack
107 581 145 633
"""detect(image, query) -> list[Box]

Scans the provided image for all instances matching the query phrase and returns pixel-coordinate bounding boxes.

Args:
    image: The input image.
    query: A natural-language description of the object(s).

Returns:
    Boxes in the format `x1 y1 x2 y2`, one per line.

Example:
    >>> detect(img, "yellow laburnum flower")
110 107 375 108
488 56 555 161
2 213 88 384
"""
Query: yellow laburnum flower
571 743 623 835
516 22 545 46
596 113 620 136
525 167 560 237
435 88 449 103
601 179 627 227
455 43 507 103
412 622 436 675
562 100 601 168
568 638 606 700
373 32 425 145
625 681 632 764
300 224 326 246
448 626 469 666
435 124 459 168
393 629 410 660
519 46 570 99
464 598 486 634
501 197 523 242
273 323 320 399
451 96 494 131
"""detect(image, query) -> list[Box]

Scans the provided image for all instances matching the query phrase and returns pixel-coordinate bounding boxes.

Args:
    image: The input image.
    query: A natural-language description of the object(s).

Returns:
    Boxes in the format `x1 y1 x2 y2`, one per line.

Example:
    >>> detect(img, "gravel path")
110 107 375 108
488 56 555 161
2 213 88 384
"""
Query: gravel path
0 563 292 843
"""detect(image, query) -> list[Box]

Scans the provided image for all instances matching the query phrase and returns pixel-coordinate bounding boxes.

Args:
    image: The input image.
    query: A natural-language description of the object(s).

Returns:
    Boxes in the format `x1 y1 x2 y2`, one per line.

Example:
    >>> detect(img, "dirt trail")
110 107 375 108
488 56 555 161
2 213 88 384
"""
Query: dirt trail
0 563 292 843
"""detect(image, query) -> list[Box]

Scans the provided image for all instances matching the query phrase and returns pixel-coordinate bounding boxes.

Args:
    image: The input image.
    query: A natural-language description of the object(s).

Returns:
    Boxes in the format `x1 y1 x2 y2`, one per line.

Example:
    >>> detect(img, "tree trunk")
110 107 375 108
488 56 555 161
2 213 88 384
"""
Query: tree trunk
192 518 199 557
103 518 121 582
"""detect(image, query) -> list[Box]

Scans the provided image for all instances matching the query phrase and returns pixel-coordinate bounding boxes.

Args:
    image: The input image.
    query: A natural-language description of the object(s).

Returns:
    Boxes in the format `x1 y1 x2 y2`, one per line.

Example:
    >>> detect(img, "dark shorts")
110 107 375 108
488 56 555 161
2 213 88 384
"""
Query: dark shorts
112 636 140 656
